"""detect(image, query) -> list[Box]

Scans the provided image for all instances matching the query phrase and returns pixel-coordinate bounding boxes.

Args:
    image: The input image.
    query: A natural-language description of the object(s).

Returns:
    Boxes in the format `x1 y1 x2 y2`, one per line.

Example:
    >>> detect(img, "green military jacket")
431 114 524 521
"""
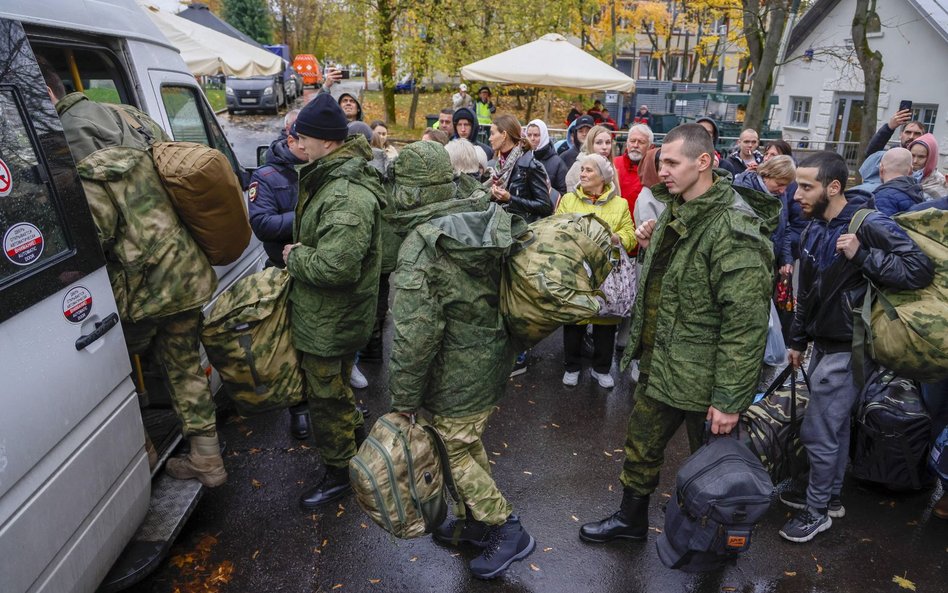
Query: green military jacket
620 174 780 414
287 135 386 357
389 203 527 417
56 92 164 161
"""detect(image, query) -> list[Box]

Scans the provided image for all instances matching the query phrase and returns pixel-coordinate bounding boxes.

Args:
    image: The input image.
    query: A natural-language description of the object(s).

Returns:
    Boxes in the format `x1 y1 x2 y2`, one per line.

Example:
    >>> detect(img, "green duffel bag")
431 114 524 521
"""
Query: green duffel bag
500 212 615 348
349 413 459 539
201 267 303 416
740 366 810 484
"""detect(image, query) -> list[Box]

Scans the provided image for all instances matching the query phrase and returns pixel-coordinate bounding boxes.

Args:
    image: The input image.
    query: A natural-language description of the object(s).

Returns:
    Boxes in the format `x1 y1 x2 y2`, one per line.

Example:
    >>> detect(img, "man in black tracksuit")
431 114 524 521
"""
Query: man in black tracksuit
778 151 933 544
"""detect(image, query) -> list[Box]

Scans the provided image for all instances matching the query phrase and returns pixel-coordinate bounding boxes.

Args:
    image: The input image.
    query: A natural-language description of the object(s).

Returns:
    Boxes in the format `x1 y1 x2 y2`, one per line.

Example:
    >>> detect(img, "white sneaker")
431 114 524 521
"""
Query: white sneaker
628 359 640 383
562 371 580 386
350 364 368 389
590 370 615 389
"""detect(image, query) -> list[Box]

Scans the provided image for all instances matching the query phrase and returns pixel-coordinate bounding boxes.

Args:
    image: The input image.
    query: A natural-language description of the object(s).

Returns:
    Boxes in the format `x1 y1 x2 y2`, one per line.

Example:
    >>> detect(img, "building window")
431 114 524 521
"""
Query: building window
911 104 938 133
790 97 811 126
638 53 658 80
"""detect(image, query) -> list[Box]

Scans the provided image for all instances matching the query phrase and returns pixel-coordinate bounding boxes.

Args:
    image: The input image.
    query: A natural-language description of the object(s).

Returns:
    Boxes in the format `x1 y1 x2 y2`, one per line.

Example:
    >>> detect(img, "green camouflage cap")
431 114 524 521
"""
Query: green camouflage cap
392 141 456 211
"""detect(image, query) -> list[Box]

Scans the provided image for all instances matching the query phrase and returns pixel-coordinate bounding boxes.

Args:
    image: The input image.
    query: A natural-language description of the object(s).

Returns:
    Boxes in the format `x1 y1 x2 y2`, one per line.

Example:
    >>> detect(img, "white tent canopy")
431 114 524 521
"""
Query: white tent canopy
140 3 283 77
460 34 635 94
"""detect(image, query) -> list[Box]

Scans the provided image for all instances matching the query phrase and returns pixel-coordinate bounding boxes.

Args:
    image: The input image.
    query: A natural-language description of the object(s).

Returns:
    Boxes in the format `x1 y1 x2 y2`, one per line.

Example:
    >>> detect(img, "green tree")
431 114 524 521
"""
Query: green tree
223 0 274 45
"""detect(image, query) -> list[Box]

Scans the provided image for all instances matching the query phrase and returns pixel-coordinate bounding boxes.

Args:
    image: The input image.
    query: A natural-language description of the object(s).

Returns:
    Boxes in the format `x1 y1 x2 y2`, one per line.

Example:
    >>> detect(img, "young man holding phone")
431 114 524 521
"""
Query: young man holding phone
864 100 926 157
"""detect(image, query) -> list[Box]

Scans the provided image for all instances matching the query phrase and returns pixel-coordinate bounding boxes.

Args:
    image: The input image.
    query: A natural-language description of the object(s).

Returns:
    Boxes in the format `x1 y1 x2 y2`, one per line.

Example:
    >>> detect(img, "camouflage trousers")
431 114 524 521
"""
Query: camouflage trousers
300 353 364 469
432 410 512 526
620 375 707 495
124 309 217 437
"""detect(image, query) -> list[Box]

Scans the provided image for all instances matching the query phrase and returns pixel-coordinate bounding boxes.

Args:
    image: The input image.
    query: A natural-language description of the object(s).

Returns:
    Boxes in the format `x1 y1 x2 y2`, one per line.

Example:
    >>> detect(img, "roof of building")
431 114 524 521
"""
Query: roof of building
176 2 262 48
787 0 948 55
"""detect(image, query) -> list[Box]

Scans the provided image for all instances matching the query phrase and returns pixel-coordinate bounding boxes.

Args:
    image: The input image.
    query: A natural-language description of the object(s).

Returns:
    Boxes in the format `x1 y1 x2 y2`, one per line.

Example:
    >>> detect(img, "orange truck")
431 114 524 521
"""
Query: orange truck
293 54 323 87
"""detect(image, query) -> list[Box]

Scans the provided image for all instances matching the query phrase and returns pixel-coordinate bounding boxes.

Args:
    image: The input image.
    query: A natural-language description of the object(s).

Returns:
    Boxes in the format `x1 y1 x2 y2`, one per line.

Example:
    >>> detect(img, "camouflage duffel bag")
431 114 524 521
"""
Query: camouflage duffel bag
349 413 458 539
500 212 615 348
740 365 810 483
201 267 303 416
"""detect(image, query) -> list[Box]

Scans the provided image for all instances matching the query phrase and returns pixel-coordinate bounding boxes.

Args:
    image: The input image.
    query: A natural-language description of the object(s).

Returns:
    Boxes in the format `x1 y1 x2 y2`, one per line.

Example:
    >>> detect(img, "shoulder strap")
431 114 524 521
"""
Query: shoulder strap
848 208 875 236
106 103 155 145
421 424 461 509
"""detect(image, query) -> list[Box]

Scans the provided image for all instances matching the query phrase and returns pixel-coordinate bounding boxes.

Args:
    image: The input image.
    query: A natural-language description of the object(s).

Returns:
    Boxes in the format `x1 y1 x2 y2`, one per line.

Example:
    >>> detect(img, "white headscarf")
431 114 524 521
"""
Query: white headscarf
527 119 550 149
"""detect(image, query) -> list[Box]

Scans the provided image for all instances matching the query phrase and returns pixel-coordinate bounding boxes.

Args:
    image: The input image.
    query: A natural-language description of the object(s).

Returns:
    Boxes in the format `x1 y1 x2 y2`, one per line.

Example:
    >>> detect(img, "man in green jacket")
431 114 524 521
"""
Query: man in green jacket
580 123 779 544
387 142 534 580
282 95 385 509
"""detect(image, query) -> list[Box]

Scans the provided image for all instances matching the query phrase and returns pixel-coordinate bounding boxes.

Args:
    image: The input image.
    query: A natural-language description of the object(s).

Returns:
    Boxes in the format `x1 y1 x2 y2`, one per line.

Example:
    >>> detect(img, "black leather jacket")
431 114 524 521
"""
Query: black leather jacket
789 192 934 351
503 150 552 223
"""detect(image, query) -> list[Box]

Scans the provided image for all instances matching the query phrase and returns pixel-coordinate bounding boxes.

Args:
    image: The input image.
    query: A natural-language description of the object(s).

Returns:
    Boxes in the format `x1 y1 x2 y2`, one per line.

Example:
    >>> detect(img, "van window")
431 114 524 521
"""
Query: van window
160 85 211 144
0 88 71 284
31 44 132 105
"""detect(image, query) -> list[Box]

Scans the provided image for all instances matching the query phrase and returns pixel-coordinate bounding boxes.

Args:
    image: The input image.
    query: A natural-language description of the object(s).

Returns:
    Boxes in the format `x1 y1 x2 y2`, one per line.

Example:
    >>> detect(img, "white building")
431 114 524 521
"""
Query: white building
772 0 948 170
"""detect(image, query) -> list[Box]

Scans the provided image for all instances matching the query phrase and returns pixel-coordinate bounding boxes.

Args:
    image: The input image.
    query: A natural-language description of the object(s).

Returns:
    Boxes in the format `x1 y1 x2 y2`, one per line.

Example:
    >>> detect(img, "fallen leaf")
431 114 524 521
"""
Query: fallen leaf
529 563 540 571
502 442 508 448
251 479 263 488
287 447 295 452
244 430 253 437
543 547 553 552
409 556 418 562
603 451 613 457
816 564 823 574
571 515 579 522
860 538 872 543
336 510 344 517
322 539 329 548
491 451 501 456
551 423 561 428
608 484 614 492
892 575 916 591
489 460 496 465
523 471 533 475
722 588 737 592
451 552 461 557
249 448 261 455
528 400 536 404
332 585 343 590
906 520 918 526
252 549 260 560
300 444 311 450
661 492 671 498
649 527 662 533
369 579 381 584
890 501 897 508
360 523 368 529
613 449 623 453
784 571 797 576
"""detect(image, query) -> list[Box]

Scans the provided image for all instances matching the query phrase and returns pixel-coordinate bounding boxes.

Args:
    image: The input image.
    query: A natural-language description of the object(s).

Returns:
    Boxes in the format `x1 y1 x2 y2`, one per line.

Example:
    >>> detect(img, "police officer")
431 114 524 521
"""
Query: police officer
282 95 385 509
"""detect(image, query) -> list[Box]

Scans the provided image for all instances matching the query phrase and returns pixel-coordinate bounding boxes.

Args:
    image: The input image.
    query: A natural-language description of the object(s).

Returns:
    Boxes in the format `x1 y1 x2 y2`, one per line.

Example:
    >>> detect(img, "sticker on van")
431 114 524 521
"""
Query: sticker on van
3 222 44 265
62 286 93 323
0 157 11 196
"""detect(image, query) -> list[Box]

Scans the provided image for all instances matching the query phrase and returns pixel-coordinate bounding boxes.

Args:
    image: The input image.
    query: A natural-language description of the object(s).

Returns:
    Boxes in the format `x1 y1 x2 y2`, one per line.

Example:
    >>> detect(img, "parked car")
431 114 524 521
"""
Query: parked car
226 75 285 114
395 75 416 93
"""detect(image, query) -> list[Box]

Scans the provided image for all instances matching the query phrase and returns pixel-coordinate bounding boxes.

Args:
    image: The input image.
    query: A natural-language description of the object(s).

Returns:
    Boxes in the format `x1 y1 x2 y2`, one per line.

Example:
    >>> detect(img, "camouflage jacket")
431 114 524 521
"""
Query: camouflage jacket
60 93 217 321
620 175 779 414
287 135 386 357
389 204 527 417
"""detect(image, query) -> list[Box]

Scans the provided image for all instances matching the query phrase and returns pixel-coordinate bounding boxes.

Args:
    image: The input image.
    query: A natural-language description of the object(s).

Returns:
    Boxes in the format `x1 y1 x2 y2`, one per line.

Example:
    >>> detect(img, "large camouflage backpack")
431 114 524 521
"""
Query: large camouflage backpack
850 207 948 383
201 267 303 416
349 413 459 539
501 212 615 348
740 366 809 483
77 147 216 322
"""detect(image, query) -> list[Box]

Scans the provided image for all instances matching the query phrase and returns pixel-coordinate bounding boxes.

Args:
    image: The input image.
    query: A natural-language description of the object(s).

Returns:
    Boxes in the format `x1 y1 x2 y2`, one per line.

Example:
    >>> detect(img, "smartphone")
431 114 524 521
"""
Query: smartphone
339 70 351 80
898 99 913 113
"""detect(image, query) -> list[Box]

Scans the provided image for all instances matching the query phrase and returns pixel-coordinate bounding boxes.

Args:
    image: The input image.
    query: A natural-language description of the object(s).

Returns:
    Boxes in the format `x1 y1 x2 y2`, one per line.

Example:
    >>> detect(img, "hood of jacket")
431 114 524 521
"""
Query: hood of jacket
572 182 620 206
654 173 781 237
338 92 364 121
695 117 720 144
390 141 455 211
534 142 558 161
299 134 385 207
265 137 306 169
453 107 481 141
417 203 527 274
875 175 925 203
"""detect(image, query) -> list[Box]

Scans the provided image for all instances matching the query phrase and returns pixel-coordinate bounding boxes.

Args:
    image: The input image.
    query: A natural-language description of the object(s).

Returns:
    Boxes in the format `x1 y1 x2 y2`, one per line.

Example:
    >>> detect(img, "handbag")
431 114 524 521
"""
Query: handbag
597 247 637 318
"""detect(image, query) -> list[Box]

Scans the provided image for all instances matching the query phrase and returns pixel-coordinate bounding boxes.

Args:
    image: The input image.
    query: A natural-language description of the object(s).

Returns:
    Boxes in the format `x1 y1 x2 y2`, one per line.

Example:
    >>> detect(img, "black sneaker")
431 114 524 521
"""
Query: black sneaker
779 490 845 518
432 516 491 548
779 507 832 543
469 515 536 580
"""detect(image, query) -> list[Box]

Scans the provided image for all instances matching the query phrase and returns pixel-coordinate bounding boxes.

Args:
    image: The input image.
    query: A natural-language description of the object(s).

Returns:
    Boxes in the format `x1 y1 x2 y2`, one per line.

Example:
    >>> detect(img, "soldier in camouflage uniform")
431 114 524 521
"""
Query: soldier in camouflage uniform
387 141 535 580
282 95 385 509
580 124 779 544
42 63 227 487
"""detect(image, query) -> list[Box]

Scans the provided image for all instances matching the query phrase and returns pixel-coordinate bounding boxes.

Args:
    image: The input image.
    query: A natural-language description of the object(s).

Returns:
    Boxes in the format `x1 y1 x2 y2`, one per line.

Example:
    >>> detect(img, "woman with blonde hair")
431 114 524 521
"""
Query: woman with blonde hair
565 125 616 194
556 153 635 389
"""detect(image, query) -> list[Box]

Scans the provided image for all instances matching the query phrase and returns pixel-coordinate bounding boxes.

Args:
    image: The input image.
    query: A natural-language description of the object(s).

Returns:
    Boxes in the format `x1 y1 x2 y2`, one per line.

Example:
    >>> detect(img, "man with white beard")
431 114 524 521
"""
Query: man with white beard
615 124 654 226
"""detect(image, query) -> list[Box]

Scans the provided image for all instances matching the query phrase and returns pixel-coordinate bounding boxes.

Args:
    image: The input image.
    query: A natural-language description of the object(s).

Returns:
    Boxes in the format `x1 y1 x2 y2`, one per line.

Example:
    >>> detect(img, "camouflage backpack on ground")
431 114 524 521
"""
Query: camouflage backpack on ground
740 365 810 483
201 267 303 416
501 212 615 349
850 207 948 383
77 147 216 323
350 413 459 539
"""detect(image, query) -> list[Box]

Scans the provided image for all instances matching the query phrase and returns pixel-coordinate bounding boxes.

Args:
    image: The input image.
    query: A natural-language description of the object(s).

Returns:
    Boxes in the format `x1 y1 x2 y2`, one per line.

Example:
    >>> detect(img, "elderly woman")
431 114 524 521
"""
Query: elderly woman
445 138 487 180
487 114 553 224
556 153 635 389
526 119 568 197
909 133 948 199
565 125 616 194
733 155 795 278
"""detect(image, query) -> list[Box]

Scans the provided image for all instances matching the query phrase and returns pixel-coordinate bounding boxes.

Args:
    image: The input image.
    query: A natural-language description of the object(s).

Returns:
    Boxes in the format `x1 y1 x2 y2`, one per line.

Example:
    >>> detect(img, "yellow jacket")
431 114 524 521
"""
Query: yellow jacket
555 182 636 253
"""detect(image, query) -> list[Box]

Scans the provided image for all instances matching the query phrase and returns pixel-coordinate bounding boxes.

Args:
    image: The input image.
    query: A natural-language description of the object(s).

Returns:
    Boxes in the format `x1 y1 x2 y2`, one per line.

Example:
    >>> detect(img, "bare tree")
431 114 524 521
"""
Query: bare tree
852 0 883 163
741 0 791 132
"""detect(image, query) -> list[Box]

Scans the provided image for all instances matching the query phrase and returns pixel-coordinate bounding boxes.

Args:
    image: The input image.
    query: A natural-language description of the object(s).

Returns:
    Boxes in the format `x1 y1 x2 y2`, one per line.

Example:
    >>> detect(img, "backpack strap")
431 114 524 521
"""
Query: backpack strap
106 103 155 145
421 423 462 514
848 208 875 236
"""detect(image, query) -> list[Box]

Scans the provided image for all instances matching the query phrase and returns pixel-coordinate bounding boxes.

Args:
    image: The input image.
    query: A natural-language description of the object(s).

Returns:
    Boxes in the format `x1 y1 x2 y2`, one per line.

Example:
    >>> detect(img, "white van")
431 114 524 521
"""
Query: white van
0 2 265 592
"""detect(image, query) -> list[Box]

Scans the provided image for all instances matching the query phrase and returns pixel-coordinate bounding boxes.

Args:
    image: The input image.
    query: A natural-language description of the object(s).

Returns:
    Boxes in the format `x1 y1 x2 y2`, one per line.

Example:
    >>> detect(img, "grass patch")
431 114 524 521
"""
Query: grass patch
203 88 226 112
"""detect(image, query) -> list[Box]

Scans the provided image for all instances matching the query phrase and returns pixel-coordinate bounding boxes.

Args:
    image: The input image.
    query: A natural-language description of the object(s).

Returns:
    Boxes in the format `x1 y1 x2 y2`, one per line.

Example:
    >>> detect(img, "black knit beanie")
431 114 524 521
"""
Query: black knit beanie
295 94 348 141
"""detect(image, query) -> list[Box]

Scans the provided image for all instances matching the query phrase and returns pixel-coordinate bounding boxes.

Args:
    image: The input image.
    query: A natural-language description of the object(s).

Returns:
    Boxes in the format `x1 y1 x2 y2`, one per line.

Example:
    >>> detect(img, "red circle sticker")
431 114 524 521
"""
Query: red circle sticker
4 222 44 266
0 158 11 197
63 286 93 324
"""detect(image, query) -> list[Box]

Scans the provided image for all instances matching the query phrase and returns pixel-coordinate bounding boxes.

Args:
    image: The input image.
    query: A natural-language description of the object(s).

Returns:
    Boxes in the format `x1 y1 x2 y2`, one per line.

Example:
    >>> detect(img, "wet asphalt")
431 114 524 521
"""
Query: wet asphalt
128 104 946 593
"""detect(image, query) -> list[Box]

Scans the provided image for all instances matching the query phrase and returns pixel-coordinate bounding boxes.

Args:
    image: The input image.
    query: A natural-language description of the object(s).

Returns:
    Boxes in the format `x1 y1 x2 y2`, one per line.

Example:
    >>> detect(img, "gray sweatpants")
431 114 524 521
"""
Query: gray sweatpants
800 347 860 510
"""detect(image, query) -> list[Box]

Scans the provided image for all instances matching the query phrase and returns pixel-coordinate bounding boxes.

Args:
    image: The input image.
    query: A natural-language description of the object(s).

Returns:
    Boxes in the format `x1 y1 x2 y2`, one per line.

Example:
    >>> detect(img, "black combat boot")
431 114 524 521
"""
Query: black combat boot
579 488 649 543
299 465 351 509
432 514 491 548
288 403 310 440
469 515 536 580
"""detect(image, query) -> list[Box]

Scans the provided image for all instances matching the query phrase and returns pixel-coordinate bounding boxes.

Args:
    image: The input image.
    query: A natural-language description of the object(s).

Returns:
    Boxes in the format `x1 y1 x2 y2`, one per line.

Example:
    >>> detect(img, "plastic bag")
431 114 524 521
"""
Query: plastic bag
763 301 787 366
597 247 637 318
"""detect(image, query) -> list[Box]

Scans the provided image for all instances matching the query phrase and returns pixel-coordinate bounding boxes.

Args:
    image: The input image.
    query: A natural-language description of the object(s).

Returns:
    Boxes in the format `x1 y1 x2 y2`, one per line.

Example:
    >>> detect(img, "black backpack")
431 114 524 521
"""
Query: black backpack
850 368 933 491
657 431 773 573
